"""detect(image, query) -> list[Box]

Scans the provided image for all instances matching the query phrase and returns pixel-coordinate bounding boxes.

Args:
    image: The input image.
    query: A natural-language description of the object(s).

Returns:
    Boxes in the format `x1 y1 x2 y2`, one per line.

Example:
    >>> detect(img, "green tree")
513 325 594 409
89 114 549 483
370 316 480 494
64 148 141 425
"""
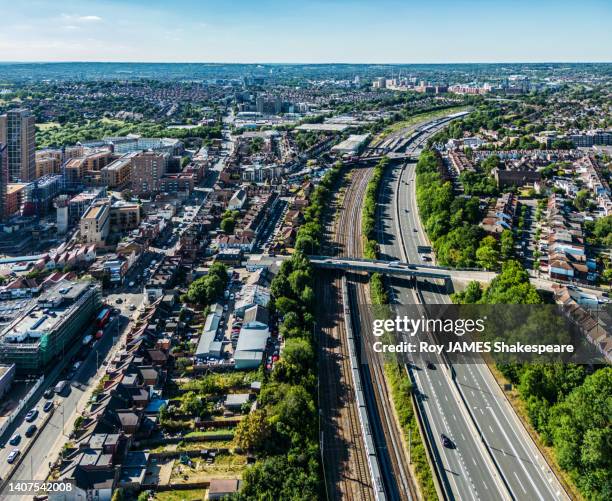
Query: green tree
235 409 272 451
476 236 500 269
500 229 515 260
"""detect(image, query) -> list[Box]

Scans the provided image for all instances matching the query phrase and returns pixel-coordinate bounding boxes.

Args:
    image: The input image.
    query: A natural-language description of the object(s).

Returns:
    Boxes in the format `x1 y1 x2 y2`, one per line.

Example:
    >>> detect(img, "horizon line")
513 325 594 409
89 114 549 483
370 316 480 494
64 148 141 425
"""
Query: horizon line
0 60 611 66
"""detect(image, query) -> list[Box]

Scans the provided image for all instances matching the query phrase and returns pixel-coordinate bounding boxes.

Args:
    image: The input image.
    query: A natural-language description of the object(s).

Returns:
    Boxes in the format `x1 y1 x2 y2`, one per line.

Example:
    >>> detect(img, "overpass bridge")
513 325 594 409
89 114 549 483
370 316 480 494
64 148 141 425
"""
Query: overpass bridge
308 256 496 282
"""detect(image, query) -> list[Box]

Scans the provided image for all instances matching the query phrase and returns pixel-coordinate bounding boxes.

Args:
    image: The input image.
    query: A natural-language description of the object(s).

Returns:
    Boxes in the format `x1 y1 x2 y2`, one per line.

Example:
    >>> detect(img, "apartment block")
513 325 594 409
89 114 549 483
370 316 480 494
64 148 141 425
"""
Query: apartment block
101 152 138 189
0 108 36 182
80 198 111 244
131 151 169 195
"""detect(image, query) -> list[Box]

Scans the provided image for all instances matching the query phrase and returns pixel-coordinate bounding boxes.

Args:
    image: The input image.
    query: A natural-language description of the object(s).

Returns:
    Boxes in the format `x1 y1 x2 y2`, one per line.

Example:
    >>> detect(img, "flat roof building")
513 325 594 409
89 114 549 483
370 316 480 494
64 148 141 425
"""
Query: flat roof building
0 109 36 182
131 151 169 195
80 198 111 245
101 152 138 189
331 134 370 155
0 280 102 373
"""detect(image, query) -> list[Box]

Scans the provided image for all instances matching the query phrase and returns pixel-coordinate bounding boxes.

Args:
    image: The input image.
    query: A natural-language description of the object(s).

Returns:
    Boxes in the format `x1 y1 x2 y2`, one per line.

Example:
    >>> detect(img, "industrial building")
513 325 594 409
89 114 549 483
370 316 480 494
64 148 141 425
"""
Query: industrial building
330 134 370 155
0 280 102 372
234 321 269 369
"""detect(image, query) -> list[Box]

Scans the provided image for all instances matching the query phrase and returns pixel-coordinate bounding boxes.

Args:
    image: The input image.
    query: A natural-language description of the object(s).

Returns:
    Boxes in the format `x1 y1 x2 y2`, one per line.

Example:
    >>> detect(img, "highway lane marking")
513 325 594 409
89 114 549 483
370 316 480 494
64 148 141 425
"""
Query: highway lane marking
514 472 528 495
474 364 561 500
487 406 545 501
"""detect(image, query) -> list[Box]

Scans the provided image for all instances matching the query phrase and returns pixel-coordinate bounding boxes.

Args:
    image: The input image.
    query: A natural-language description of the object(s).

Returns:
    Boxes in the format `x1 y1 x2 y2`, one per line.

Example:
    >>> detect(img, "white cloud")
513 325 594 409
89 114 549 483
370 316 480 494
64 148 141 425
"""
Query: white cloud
60 14 103 23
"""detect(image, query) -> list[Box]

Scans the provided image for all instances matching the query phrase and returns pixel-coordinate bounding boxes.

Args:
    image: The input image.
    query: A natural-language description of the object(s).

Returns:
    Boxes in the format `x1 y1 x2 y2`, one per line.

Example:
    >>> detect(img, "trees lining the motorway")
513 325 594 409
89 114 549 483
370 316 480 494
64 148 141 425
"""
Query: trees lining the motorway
363 157 389 259
415 149 485 267
454 262 612 500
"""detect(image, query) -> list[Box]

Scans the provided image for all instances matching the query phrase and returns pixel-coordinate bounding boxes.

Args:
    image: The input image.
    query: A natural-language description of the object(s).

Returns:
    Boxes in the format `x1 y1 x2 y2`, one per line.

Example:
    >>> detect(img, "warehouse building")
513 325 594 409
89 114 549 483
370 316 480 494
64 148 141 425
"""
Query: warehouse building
330 134 370 156
234 321 269 370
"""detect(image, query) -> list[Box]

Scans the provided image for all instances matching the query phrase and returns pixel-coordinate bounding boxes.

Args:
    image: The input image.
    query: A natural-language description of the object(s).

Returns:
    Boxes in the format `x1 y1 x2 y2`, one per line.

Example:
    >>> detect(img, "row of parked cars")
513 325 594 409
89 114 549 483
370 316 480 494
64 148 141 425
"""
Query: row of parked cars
5 400 55 464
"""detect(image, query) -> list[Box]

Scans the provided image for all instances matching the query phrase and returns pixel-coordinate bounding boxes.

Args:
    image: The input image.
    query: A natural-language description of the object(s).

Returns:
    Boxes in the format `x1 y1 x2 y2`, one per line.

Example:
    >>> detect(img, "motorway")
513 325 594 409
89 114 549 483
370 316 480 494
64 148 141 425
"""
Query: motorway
379 126 568 500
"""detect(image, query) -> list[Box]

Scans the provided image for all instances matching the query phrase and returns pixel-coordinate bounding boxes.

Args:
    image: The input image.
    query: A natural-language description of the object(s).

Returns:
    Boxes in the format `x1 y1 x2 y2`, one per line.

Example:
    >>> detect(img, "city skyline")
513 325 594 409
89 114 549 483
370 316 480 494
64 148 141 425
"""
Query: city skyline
0 0 611 63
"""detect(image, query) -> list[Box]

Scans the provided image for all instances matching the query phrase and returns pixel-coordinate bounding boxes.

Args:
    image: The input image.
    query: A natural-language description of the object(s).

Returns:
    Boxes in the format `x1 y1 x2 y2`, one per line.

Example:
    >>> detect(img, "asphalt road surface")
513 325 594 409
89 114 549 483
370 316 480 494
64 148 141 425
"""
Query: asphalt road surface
379 134 567 500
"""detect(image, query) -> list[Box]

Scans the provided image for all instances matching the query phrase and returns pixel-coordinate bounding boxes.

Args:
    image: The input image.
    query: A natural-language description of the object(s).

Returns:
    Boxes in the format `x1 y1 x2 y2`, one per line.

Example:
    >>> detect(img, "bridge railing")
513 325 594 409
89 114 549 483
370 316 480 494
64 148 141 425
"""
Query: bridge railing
308 255 485 273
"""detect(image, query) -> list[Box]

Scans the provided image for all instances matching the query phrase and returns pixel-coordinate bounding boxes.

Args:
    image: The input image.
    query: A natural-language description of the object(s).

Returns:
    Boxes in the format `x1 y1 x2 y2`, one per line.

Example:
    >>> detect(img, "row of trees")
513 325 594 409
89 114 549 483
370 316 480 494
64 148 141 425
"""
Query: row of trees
294 161 344 254
454 262 611 500
362 157 389 258
415 149 486 267
233 253 320 499
36 119 222 148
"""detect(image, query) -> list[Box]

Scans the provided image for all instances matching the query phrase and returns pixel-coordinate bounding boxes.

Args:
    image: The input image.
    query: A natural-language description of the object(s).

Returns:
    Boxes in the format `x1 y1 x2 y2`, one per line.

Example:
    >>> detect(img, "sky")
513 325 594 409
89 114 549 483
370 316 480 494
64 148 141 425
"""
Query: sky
0 0 610 63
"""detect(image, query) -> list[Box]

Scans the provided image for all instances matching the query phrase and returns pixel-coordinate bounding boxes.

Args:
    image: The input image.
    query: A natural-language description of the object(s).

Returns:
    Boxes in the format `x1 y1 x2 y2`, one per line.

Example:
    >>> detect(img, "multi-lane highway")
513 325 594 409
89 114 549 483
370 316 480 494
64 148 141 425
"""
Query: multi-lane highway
379 124 568 500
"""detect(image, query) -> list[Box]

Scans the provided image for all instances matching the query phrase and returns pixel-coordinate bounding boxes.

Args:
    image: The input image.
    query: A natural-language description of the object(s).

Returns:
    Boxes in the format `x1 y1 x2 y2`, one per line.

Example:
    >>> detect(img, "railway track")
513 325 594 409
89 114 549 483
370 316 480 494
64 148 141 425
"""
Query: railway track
318 274 375 501
333 164 419 501
318 167 375 501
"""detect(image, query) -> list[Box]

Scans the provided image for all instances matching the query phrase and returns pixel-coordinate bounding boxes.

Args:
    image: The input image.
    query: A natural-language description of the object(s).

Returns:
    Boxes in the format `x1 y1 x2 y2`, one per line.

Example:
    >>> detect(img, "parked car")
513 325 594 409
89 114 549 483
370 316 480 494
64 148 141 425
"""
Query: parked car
9 434 21 446
25 409 38 422
43 401 54 413
7 449 20 464
43 388 54 399
115 298 123 304
25 424 37 438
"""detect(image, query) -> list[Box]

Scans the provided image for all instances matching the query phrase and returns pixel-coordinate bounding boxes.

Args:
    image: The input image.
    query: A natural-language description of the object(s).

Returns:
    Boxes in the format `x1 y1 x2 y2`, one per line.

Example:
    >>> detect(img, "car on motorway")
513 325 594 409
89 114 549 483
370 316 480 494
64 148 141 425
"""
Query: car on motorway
25 409 38 422
413 228 418 232
9 434 21 446
25 424 37 438
7 449 20 464
426 361 436 370
441 434 454 449
43 401 54 412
